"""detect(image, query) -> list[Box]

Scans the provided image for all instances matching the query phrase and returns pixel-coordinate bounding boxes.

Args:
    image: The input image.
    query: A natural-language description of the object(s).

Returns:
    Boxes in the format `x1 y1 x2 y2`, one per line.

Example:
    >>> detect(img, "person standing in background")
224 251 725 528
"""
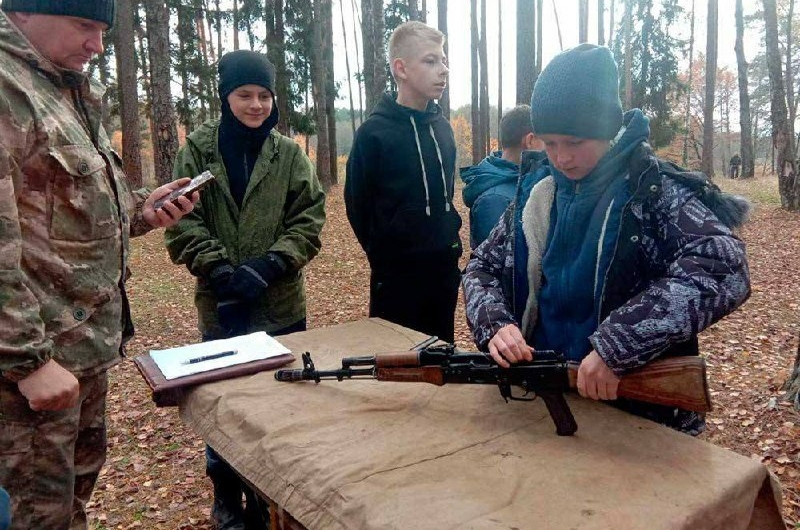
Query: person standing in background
461 105 539 249
165 50 326 529
345 21 462 343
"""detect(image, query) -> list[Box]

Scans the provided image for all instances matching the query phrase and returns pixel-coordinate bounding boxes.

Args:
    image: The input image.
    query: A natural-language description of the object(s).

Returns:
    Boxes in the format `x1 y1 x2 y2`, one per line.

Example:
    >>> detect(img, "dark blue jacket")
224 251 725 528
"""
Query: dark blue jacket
460 152 518 249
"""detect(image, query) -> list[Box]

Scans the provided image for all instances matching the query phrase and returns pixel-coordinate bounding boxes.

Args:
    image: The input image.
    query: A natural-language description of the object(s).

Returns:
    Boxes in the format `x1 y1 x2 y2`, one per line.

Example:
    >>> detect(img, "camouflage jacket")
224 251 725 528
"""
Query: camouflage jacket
463 143 751 432
0 13 151 382
164 120 325 337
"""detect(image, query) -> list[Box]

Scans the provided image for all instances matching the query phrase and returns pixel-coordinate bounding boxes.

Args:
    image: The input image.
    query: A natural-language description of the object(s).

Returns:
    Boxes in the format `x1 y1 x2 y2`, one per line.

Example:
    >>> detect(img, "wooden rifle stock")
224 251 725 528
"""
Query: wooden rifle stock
567 356 712 413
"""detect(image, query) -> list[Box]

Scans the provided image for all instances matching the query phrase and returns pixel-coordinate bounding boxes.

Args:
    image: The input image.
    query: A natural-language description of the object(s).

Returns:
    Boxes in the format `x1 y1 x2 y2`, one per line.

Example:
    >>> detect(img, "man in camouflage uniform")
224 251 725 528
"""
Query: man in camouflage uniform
0 1 197 528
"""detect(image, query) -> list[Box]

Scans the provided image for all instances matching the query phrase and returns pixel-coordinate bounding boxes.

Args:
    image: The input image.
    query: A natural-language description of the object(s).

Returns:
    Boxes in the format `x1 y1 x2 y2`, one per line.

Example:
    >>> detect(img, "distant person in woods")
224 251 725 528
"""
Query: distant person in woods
461 105 539 249
164 50 325 529
729 153 741 179
345 21 462 343
462 44 751 435
0 1 197 528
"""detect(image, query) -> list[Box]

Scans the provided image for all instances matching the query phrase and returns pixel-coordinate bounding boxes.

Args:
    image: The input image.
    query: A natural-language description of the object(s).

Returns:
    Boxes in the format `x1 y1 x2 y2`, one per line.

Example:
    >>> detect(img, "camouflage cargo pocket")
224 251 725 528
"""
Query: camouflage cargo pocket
0 421 33 456
0 384 34 458
47 145 117 241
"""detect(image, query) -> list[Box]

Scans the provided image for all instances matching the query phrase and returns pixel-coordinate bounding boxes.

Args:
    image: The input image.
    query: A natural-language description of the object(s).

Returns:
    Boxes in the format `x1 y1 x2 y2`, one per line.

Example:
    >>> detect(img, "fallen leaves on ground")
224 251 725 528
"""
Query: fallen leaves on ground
87 178 799 529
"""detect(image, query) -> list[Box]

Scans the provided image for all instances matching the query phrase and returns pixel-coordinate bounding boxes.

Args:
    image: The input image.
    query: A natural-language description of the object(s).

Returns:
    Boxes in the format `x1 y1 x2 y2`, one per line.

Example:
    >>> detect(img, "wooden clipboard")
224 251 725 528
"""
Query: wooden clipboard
133 352 295 407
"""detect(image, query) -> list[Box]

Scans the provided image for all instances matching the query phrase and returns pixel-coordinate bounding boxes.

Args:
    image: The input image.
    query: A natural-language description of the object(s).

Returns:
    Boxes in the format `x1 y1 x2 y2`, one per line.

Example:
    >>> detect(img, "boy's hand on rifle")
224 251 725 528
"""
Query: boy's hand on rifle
577 351 620 401
488 324 534 368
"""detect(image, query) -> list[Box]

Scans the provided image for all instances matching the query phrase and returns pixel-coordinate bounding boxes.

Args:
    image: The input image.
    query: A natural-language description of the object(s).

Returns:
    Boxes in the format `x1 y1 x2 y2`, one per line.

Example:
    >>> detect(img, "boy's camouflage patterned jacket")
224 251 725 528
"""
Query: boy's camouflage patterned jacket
0 13 151 382
463 142 751 432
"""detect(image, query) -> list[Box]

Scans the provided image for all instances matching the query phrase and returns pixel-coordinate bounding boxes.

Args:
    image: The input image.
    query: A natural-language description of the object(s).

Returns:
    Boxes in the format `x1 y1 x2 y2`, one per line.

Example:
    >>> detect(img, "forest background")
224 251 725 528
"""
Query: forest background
76 0 800 527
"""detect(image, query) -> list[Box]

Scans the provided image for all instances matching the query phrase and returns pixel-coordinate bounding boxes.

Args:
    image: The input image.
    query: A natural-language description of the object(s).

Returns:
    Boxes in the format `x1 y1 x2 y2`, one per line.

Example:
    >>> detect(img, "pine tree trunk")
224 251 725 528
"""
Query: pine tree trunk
701 0 717 178
438 0 450 118
497 0 502 128
623 0 633 108
233 0 240 50
735 0 755 178
323 0 338 184
552 0 563 51
536 0 542 75
578 0 588 43
785 0 796 155
608 0 615 47
362 0 386 114
764 0 800 209
339 0 357 136
176 3 193 135
351 0 365 123
598 0 605 46
195 7 211 123
311 0 332 189
265 0 291 134
782 337 800 411
470 0 481 163
215 0 223 62
683 0 695 167
92 49 113 131
114 0 143 187
145 0 179 185
516 0 535 105
479 0 489 154
245 6 255 50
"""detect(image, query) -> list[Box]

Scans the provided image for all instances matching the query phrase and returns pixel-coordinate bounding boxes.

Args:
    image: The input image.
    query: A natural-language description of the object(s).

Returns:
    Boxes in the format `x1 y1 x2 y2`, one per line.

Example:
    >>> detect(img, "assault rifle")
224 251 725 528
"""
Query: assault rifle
274 342 712 437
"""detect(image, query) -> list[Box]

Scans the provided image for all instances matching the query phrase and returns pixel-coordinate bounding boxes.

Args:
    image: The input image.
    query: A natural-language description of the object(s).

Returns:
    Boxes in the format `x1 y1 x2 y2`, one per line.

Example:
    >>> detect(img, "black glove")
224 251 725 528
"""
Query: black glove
229 253 287 301
216 298 250 337
208 262 235 299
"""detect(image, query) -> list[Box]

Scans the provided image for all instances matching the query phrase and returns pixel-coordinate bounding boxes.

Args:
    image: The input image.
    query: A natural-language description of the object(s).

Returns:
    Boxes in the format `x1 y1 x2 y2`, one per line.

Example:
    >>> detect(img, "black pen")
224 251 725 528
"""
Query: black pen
183 350 237 365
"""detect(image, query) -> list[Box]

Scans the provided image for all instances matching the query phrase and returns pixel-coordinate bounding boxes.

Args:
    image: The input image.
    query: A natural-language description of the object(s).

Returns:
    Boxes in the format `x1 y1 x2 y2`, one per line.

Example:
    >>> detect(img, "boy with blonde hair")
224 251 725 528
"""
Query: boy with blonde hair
345 21 462 342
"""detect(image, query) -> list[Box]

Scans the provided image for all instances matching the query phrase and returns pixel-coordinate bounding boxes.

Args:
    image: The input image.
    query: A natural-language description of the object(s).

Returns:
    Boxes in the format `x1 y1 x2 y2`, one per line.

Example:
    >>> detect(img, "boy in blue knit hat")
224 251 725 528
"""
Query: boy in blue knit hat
462 44 751 434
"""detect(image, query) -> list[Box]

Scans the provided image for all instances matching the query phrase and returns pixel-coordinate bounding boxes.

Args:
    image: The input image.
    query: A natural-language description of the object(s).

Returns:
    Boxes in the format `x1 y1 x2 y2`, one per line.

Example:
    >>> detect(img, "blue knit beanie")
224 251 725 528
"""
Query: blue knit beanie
2 0 115 27
530 44 623 140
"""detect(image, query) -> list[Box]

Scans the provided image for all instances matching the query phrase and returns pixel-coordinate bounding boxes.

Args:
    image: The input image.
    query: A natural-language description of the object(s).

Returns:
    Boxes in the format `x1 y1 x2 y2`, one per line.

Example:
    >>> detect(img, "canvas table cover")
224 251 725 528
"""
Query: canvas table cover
179 318 784 530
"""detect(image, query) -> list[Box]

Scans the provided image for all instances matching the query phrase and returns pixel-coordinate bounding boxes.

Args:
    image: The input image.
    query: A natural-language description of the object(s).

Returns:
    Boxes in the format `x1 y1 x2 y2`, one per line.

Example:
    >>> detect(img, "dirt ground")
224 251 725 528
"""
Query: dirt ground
86 175 799 529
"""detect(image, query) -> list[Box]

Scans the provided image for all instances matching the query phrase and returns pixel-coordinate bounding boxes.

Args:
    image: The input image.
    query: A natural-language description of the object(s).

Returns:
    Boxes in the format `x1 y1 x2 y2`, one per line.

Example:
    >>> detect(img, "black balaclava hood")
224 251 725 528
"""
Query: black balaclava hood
217 50 280 206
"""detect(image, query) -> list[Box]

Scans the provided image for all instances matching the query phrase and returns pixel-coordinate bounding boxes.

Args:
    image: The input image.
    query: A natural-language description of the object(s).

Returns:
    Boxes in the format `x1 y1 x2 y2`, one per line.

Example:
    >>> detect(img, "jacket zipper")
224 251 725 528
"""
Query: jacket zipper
596 161 655 324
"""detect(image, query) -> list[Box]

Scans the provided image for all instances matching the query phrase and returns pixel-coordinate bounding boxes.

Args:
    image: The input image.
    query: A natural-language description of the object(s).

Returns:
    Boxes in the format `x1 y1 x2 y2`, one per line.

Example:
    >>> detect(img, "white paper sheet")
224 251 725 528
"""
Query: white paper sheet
149 332 291 380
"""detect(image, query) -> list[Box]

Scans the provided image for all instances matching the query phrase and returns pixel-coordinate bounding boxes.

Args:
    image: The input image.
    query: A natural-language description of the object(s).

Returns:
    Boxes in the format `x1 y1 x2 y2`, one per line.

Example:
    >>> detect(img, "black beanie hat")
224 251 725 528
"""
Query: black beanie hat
218 50 276 101
1 0 115 27
530 44 623 140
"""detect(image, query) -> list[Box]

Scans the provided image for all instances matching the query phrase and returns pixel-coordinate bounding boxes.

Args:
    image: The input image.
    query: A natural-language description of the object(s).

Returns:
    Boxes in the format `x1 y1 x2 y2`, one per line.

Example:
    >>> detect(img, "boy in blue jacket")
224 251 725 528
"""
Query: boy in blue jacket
461 105 537 249
345 21 462 342
462 44 751 434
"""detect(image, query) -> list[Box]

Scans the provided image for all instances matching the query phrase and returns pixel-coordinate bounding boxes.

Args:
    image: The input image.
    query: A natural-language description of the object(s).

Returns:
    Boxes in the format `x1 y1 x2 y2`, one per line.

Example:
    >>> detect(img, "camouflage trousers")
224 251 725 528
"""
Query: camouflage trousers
0 371 108 530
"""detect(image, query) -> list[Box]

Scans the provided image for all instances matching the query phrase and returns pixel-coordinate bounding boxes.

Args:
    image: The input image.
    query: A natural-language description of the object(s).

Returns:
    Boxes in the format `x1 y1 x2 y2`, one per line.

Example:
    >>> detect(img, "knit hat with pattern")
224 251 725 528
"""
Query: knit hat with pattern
530 44 623 140
2 0 115 27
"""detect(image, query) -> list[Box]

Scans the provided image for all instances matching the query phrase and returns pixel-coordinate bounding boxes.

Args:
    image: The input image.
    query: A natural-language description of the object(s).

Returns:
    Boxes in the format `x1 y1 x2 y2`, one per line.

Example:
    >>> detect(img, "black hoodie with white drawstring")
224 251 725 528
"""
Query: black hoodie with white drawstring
345 93 463 273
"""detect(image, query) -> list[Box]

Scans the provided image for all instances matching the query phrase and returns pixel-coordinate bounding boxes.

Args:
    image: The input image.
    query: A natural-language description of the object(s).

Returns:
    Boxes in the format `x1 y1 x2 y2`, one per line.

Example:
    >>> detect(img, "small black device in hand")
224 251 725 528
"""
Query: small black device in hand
154 170 216 210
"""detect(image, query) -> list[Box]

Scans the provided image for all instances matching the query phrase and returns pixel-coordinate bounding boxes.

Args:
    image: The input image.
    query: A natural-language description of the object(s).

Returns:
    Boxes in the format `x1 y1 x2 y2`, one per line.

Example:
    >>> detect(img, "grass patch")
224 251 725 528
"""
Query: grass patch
715 174 781 207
